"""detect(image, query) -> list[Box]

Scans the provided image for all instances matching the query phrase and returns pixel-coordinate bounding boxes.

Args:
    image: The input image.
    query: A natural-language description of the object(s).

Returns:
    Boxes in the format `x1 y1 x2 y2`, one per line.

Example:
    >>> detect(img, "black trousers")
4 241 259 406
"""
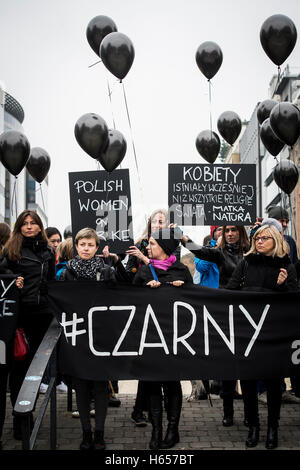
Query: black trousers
147 381 182 422
241 379 282 428
73 378 109 432
133 381 149 413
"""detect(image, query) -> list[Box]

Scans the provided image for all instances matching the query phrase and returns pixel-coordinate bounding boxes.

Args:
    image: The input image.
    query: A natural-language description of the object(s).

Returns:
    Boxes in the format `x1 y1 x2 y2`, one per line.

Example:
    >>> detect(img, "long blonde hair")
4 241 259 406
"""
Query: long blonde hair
246 224 289 258
136 208 168 243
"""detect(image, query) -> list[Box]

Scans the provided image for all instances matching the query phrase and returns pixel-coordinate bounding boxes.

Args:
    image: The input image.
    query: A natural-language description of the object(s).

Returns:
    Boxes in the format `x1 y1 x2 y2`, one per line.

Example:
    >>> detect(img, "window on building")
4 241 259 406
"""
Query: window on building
26 171 36 206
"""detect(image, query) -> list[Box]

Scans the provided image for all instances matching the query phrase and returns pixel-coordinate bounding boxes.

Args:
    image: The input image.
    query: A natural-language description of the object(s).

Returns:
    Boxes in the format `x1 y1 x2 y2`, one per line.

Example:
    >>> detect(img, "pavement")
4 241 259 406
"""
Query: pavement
1 381 300 452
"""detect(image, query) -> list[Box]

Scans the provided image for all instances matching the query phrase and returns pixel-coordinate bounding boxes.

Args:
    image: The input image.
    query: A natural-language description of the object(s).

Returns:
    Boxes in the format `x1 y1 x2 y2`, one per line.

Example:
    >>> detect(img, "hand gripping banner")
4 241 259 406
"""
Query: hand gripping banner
47 281 300 381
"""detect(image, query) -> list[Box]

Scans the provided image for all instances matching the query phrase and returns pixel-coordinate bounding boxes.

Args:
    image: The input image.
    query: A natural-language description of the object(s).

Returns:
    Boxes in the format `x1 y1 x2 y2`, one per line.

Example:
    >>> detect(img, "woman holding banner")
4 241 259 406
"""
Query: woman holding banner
126 208 181 427
133 227 192 450
226 220 297 449
181 225 250 427
0 210 56 440
60 227 127 451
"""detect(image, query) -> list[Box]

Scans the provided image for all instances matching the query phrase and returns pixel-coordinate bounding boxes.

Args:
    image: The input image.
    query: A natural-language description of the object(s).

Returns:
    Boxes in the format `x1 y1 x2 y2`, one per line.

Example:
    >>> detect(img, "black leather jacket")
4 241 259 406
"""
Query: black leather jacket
0 235 56 305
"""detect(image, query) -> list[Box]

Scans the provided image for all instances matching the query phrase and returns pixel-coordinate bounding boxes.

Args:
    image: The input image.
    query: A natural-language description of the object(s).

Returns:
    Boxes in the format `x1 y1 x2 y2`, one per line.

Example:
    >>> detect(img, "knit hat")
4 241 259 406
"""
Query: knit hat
210 225 219 238
261 217 283 233
152 228 180 256
267 206 289 221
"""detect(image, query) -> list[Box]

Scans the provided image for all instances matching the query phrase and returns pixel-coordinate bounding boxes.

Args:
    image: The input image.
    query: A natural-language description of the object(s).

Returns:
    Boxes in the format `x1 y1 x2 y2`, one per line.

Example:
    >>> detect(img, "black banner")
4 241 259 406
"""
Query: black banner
0 275 19 366
48 281 300 381
168 163 256 225
69 169 134 253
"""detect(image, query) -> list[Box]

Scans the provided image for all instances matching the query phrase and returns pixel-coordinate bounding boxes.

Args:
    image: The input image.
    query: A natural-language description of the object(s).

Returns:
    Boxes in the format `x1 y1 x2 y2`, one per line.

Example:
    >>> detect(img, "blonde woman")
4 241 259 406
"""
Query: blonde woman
226 219 298 449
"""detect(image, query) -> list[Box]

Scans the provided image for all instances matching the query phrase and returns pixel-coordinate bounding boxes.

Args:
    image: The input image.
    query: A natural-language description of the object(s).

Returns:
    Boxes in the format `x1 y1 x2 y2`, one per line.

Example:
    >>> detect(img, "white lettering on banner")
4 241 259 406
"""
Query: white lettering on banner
78 198 128 213
139 304 169 355
74 179 123 193
291 340 300 365
173 301 197 355
60 312 86 346
239 304 270 357
203 305 235 355
60 303 271 357
111 306 138 356
0 299 15 317
1 279 17 298
183 166 242 183
88 307 110 356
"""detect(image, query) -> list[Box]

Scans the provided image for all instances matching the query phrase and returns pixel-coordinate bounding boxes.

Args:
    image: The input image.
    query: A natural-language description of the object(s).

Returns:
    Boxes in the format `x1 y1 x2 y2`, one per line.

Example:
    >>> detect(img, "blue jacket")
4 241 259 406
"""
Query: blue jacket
56 261 67 280
194 239 219 288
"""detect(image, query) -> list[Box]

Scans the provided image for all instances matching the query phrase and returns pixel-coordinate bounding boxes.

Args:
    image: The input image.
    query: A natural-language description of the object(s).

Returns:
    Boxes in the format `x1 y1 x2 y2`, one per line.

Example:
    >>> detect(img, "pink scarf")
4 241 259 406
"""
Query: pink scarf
149 254 177 271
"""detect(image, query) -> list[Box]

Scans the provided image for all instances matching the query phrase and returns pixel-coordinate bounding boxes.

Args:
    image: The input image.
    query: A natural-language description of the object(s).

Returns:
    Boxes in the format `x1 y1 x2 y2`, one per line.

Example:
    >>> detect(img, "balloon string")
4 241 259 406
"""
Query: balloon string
106 78 117 130
274 66 281 95
88 59 102 68
121 81 145 209
39 184 46 213
10 177 18 217
208 80 213 133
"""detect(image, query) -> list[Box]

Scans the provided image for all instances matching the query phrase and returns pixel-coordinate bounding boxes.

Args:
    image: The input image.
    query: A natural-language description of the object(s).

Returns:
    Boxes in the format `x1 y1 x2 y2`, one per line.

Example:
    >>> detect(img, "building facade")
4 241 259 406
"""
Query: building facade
225 65 300 249
0 83 48 228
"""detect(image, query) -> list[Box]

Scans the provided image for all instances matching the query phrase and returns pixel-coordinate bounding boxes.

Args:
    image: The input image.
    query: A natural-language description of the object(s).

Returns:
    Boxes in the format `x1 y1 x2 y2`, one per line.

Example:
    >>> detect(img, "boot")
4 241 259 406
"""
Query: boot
160 388 182 449
149 409 162 450
265 426 278 449
222 396 234 426
80 431 94 450
245 426 259 447
94 430 106 450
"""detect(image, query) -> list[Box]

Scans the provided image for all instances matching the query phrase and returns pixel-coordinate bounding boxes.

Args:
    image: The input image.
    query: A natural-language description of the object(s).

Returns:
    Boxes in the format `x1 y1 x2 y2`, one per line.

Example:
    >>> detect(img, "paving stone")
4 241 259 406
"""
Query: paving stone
2 392 300 451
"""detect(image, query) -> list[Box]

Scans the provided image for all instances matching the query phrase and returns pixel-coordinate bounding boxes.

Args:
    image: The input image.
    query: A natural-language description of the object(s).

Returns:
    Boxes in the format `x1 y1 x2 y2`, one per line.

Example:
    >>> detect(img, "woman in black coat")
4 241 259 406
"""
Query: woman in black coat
133 228 192 450
181 225 250 426
59 227 128 451
0 210 56 439
125 209 181 426
226 221 298 449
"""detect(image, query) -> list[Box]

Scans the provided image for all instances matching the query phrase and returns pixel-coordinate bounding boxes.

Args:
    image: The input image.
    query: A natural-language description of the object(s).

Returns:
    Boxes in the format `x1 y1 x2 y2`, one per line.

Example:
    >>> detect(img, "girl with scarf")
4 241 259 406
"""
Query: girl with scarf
60 227 127 451
133 228 192 450
181 225 250 427
0 210 56 440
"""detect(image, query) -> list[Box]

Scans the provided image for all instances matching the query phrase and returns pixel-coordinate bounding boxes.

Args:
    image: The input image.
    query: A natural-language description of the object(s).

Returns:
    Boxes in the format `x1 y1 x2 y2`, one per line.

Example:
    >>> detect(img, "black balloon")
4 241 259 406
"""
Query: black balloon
64 225 72 239
195 41 223 80
260 118 284 156
86 15 118 57
195 130 220 163
260 14 297 66
100 32 135 80
98 129 127 172
0 130 30 176
217 111 242 145
26 147 51 183
74 113 109 159
269 102 300 147
257 99 278 125
273 160 299 194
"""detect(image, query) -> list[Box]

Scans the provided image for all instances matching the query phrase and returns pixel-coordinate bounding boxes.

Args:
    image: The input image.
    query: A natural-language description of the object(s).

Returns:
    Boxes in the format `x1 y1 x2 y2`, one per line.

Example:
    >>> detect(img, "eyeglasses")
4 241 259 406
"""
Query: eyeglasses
254 236 273 242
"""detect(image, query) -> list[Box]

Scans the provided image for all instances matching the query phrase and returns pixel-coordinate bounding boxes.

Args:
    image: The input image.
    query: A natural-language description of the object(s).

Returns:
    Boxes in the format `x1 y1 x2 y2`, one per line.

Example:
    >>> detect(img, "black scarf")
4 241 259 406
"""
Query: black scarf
224 242 241 255
22 233 49 253
69 255 106 280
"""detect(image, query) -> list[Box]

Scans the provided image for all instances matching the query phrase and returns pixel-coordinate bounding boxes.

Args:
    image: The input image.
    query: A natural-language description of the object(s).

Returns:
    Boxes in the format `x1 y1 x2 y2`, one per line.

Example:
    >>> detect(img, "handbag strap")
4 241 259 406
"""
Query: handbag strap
149 263 159 281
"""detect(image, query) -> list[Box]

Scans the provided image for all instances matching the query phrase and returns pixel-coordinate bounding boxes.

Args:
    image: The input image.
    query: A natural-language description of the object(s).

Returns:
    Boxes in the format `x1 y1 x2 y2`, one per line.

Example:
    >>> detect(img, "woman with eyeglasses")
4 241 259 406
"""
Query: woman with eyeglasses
226 219 297 449
181 225 250 427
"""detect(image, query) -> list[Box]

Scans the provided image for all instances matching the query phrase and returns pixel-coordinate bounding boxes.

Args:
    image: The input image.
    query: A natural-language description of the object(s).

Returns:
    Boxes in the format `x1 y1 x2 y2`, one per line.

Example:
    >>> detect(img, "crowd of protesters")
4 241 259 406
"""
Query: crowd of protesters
0 206 300 451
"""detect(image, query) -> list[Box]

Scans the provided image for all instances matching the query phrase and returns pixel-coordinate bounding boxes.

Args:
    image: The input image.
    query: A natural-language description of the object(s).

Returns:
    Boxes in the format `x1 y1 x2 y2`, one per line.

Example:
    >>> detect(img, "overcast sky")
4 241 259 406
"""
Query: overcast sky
0 0 300 242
